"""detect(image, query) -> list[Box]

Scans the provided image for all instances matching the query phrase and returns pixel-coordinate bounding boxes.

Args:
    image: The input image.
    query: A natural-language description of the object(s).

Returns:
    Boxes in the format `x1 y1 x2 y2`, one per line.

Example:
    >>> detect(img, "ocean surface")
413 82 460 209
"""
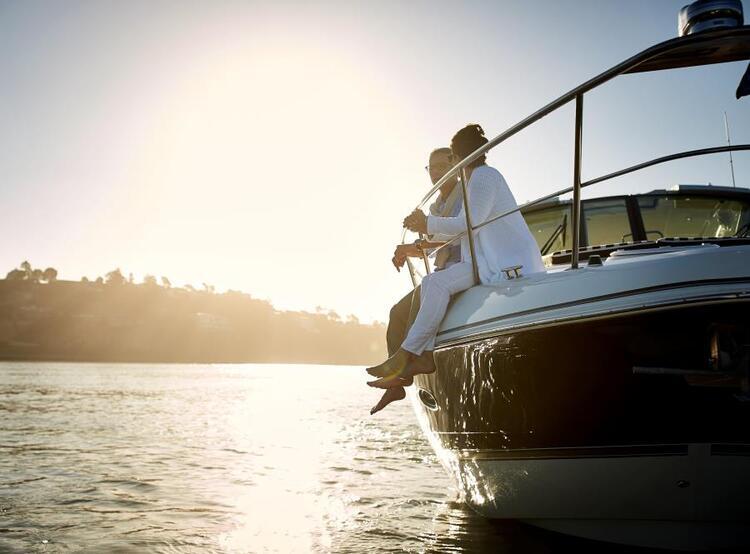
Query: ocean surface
0 362 634 553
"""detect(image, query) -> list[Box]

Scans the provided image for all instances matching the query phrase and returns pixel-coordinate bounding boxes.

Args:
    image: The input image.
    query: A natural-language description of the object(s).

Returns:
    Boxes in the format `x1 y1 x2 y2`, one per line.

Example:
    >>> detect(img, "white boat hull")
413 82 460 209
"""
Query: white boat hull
440 444 750 550
436 244 750 347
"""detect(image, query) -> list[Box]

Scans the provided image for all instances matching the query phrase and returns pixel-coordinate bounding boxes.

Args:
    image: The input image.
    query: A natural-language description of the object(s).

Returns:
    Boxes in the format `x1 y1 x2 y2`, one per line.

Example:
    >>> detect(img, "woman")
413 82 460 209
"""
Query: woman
367 124 544 411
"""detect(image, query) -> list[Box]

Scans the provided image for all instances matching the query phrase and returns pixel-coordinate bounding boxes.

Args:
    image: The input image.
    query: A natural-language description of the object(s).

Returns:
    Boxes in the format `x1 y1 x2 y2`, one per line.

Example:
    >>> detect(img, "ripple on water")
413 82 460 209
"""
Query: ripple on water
1 363 601 553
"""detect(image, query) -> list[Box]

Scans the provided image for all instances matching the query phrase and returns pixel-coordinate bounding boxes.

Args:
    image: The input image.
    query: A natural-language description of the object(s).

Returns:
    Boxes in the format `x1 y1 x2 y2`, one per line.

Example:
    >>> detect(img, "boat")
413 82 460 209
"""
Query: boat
403 7 750 551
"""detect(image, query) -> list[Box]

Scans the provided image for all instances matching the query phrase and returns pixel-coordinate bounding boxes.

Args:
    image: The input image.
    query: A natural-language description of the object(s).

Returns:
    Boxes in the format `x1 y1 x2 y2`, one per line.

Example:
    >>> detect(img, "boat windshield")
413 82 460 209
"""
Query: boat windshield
584 198 633 245
525 206 572 254
638 195 750 239
524 193 750 255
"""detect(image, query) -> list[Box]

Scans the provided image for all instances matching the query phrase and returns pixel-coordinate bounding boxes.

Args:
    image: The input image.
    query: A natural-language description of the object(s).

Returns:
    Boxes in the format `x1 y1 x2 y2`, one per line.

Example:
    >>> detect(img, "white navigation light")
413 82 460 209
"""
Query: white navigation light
678 0 744 36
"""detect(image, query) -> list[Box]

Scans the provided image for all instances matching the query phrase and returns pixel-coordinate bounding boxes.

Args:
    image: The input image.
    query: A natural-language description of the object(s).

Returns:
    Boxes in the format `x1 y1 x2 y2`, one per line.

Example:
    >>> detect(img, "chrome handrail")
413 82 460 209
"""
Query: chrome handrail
458 167 480 284
415 144 750 266
413 28 750 212
401 27 750 285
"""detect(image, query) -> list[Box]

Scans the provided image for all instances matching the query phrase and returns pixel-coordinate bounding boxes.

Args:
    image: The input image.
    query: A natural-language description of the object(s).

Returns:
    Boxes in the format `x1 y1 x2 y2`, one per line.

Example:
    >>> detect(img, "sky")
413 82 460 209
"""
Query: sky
1 0 748 322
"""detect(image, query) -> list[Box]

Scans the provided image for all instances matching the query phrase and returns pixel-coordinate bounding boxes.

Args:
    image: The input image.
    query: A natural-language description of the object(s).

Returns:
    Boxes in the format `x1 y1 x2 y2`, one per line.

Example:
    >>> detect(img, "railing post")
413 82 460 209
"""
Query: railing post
405 257 418 288
571 93 584 269
419 233 431 274
459 167 481 285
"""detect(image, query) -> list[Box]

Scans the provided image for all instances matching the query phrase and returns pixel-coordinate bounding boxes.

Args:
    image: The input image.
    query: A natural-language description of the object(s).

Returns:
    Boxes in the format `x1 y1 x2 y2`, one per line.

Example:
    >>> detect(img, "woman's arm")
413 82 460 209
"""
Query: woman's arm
415 239 447 250
427 170 497 237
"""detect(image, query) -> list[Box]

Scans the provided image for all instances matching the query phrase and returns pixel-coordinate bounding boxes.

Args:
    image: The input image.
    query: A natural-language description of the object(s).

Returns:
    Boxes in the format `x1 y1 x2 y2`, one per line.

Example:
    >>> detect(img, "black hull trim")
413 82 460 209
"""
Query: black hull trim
414 301 750 451
447 443 750 460
450 443 689 460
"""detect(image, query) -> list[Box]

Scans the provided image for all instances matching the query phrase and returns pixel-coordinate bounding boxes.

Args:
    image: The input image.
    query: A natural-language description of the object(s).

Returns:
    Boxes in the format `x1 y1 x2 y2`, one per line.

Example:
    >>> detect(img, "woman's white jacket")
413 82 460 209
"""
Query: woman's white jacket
426 165 545 284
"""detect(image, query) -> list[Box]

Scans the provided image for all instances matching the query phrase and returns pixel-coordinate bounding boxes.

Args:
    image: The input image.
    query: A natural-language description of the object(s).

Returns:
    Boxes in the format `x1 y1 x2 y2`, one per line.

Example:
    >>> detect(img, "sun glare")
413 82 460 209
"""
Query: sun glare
114 37 409 318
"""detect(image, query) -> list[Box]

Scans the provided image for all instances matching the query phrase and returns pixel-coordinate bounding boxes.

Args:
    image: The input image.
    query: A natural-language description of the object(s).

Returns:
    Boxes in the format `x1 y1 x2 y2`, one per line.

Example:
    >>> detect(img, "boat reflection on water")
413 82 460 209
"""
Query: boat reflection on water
404 10 750 551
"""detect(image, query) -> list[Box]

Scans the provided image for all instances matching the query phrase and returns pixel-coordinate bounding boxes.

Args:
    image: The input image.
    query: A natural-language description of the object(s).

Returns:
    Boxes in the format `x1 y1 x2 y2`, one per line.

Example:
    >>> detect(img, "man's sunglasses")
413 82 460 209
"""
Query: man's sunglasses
424 161 454 172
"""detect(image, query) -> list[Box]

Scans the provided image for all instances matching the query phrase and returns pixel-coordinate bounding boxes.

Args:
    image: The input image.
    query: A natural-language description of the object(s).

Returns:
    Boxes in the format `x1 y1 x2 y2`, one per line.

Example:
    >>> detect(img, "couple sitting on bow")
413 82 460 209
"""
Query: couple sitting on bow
366 124 545 415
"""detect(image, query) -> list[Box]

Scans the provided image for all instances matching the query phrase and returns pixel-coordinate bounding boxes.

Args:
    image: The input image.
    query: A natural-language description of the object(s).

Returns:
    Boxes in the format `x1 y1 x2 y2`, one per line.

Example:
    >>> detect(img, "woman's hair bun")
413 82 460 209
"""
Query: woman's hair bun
451 123 489 169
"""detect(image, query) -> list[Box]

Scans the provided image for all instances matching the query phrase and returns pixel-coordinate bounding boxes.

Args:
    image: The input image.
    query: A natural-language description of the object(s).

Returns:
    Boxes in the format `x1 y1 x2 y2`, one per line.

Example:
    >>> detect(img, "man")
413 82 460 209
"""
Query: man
370 147 462 415
387 147 462 354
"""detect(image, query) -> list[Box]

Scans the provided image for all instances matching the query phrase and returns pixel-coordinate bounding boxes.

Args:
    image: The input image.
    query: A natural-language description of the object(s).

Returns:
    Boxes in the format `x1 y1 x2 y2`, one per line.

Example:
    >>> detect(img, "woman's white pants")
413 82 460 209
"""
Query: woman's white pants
401 261 476 355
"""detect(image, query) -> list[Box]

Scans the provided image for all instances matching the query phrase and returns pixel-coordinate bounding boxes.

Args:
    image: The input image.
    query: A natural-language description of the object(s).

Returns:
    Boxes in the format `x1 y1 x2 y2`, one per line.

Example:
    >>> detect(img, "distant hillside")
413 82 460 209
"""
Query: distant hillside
0 265 386 365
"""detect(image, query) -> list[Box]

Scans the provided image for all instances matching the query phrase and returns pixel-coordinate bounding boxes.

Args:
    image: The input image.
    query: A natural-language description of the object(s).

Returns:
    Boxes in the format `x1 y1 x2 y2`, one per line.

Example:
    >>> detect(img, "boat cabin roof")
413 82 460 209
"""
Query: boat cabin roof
623 26 750 74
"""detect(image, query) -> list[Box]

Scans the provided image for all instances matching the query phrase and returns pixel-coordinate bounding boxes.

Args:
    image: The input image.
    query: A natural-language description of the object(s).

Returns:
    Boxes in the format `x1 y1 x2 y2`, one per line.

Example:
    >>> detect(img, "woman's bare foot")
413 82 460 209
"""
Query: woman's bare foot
367 352 436 389
367 374 413 389
370 386 406 415
365 348 413 379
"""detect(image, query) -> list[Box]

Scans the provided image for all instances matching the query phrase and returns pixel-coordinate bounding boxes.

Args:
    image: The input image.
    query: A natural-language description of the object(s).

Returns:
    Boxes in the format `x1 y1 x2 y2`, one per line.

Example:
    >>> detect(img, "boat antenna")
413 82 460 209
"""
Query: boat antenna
724 111 737 188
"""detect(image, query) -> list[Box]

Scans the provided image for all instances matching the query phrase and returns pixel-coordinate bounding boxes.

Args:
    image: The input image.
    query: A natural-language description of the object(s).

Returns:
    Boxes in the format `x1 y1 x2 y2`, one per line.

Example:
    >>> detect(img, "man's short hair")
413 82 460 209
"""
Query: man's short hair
430 147 452 160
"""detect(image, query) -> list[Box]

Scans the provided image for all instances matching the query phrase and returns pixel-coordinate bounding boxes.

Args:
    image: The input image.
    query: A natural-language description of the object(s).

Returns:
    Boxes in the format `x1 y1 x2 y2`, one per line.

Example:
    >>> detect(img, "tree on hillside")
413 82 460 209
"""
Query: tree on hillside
106 268 126 286
0 262 388 364
31 269 43 283
6 261 34 280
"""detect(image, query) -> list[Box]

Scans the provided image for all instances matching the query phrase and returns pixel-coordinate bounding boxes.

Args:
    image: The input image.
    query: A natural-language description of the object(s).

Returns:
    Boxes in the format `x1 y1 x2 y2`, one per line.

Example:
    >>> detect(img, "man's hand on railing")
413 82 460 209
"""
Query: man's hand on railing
392 243 421 271
403 209 428 234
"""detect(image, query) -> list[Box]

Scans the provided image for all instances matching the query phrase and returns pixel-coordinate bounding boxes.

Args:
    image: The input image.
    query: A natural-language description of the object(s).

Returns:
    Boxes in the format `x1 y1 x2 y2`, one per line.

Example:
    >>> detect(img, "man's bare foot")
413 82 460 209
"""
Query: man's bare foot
410 350 436 374
370 387 406 415
367 352 436 389
365 348 413 379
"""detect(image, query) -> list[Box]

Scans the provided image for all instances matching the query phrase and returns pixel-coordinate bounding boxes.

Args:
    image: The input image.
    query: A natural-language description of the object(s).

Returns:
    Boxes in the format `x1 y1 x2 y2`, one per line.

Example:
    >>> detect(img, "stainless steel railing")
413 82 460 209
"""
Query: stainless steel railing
401 27 750 287
407 143 750 283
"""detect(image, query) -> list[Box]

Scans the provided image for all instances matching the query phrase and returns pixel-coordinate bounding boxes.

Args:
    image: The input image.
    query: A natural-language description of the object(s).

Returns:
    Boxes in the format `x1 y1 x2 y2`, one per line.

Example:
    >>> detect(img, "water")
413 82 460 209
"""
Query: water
0 362 623 553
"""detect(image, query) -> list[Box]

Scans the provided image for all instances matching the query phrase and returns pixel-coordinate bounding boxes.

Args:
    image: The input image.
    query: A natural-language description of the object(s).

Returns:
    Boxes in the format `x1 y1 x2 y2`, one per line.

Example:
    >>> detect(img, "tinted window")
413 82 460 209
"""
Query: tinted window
523 205 572 254
583 198 633 246
638 195 750 239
